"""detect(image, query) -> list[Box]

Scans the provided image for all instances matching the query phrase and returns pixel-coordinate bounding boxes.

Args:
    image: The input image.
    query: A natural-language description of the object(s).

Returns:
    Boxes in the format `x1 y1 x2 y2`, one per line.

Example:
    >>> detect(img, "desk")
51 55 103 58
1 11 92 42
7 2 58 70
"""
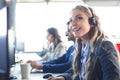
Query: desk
30 73 59 80
15 73 59 80
11 63 60 80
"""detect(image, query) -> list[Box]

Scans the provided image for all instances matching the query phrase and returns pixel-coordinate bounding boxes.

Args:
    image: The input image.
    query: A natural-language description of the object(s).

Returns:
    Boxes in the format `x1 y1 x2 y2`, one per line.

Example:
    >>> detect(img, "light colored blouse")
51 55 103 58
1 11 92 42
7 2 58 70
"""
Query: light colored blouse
79 42 90 80
42 42 66 61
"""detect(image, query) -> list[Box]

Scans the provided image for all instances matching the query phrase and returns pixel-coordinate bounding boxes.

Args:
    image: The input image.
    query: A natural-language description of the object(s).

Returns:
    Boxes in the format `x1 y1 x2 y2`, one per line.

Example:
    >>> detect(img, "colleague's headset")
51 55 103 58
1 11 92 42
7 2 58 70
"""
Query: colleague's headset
88 7 97 26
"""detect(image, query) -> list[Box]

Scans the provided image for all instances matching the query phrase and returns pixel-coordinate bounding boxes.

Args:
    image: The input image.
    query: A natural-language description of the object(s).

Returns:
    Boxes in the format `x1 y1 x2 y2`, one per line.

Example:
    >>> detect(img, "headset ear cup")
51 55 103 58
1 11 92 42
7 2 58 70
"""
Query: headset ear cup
89 17 96 26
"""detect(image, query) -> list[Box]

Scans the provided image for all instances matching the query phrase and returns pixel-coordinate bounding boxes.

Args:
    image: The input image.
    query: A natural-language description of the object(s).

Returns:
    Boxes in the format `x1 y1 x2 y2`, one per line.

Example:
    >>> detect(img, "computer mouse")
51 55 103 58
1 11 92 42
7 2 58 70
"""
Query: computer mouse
9 76 17 79
43 73 53 79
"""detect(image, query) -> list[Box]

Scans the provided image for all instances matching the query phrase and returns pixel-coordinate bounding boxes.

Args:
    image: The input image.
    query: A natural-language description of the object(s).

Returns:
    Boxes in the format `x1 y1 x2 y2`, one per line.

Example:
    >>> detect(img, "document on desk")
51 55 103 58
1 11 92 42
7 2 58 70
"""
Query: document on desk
15 53 42 62
31 69 43 73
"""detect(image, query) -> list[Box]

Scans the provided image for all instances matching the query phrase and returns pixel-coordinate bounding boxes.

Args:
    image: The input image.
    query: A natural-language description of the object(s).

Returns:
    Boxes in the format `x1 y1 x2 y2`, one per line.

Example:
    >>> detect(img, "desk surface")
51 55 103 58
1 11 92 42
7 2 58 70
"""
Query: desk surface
11 63 60 80
16 73 59 80
31 73 59 80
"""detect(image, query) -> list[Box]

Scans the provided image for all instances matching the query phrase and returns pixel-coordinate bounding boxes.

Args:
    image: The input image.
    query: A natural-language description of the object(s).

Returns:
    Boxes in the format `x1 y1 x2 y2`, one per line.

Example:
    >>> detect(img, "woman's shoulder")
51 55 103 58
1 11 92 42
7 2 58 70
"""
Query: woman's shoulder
97 38 114 46
55 42 67 51
101 39 114 47
94 39 115 55
57 42 66 47
96 38 117 55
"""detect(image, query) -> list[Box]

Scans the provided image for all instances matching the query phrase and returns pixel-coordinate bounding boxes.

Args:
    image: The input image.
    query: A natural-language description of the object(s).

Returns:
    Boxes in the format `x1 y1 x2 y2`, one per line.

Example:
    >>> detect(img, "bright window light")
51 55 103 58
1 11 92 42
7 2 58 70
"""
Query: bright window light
16 3 120 52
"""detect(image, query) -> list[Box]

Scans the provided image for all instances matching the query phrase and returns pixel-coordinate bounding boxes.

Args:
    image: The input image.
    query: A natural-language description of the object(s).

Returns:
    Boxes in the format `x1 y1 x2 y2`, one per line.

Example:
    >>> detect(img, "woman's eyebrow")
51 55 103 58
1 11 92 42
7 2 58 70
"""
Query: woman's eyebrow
69 14 83 21
75 14 82 18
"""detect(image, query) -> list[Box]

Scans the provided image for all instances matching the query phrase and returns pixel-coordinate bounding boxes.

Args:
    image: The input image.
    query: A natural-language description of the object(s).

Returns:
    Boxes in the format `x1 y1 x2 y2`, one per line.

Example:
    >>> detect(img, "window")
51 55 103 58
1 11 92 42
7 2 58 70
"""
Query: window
16 2 120 52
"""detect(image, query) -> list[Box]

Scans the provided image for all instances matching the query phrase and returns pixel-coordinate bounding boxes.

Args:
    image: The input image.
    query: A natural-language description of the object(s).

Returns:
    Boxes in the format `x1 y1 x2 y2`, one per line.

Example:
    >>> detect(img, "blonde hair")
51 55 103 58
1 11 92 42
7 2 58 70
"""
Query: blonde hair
71 5 120 80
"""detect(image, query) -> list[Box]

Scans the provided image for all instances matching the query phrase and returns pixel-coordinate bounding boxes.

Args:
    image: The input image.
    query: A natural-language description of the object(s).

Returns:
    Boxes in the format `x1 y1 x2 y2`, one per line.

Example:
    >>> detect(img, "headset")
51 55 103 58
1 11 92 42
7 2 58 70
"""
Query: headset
88 7 97 26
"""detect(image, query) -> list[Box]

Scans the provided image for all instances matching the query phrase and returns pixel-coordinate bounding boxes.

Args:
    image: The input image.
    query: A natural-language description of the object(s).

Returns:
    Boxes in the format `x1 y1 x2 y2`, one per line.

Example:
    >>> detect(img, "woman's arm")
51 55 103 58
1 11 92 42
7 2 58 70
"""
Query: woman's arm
41 46 75 73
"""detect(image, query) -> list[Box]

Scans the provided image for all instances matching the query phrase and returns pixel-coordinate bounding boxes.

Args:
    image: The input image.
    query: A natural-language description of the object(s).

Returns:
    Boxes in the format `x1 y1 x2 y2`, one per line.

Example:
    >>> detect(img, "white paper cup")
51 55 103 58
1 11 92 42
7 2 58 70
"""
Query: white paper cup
20 63 31 79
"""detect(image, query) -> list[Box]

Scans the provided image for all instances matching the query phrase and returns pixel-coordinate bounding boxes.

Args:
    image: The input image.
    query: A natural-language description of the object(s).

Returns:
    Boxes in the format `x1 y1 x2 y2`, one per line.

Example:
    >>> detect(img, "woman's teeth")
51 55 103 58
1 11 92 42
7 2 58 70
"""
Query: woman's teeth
72 28 80 32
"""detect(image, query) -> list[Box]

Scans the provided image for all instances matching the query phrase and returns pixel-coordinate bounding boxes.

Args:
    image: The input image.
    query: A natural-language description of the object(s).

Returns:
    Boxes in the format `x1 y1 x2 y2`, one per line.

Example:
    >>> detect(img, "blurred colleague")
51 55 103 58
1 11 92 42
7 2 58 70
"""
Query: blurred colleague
41 27 66 61
48 5 120 80
28 22 75 73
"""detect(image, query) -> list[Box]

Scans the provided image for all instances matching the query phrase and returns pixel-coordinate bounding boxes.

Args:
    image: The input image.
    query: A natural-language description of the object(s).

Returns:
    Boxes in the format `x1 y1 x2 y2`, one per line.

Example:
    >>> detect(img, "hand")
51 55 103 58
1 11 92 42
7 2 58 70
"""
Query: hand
27 60 43 69
48 76 65 80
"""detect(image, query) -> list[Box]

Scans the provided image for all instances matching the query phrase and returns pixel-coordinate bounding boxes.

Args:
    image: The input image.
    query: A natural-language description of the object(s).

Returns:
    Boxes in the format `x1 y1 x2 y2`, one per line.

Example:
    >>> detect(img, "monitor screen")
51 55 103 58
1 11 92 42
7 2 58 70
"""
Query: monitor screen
0 6 9 79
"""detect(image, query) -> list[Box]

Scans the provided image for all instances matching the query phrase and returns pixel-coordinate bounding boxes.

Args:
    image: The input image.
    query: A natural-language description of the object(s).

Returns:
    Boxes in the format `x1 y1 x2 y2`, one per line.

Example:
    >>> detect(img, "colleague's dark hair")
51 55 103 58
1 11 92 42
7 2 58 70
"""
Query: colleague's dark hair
47 27 62 48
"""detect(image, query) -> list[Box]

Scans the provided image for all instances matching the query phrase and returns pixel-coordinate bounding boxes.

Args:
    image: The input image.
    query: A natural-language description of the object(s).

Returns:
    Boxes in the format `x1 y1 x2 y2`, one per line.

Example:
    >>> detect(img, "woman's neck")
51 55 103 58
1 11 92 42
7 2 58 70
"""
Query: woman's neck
81 35 90 46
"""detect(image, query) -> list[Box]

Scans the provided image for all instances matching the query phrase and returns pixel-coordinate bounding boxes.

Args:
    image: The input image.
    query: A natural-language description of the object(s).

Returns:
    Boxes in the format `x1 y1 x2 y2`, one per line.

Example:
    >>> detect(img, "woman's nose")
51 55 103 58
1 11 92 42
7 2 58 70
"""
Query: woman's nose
70 21 77 30
71 20 77 26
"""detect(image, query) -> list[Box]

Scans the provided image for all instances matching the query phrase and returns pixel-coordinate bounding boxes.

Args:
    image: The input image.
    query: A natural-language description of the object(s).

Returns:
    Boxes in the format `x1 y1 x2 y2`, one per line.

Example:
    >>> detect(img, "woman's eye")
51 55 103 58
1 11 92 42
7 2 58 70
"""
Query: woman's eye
69 16 83 24
77 16 83 21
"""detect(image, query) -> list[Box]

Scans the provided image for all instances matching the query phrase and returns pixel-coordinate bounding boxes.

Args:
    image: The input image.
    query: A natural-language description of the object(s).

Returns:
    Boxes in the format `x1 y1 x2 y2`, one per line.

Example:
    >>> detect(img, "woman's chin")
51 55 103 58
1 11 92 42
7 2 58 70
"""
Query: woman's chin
74 35 81 38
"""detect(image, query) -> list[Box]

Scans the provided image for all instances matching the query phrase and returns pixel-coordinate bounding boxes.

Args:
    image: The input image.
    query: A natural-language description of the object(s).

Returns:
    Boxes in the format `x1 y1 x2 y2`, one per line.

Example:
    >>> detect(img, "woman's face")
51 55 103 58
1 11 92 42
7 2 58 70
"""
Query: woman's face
69 9 91 38
47 32 54 43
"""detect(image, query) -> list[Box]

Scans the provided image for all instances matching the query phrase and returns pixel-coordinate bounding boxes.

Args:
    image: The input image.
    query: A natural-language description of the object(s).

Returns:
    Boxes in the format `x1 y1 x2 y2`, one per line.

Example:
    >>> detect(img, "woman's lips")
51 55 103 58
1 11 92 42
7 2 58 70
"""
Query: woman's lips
72 28 80 34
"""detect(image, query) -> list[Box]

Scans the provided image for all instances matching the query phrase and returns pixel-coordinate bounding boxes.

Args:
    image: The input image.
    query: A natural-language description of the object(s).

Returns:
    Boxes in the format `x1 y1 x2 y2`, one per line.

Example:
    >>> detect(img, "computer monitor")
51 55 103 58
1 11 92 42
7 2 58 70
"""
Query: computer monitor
0 6 15 80
0 6 9 80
